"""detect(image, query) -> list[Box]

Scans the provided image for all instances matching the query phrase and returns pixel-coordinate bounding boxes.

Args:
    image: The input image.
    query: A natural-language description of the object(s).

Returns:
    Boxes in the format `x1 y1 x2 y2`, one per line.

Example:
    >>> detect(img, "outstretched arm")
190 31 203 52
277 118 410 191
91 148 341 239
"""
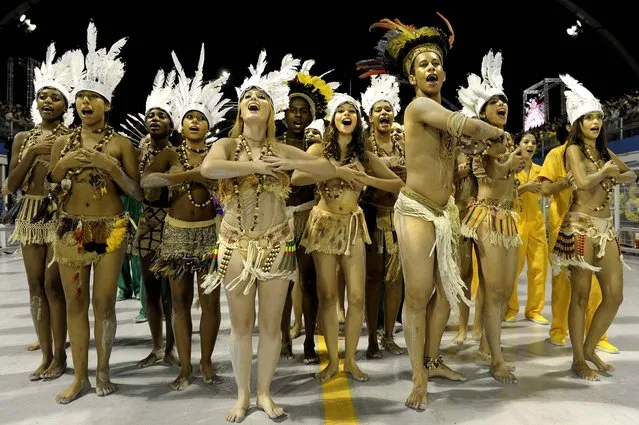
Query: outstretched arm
275 143 336 180
200 138 264 179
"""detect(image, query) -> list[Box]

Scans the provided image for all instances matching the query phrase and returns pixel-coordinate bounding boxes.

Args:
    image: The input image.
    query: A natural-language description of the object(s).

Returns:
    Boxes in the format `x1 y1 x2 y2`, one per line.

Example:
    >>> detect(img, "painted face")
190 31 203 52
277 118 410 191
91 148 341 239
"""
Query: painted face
145 107 172 138
482 95 508 128
390 122 404 143
304 128 322 145
370 100 394 134
333 102 358 135
240 87 272 123
36 87 67 121
579 111 604 141
181 110 209 141
408 50 446 96
519 133 537 159
75 90 110 125
285 96 313 135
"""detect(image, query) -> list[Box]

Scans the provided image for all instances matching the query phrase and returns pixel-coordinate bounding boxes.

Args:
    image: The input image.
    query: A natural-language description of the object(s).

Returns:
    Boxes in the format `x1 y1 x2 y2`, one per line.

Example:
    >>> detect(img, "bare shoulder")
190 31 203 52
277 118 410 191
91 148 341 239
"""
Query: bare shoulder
306 142 323 156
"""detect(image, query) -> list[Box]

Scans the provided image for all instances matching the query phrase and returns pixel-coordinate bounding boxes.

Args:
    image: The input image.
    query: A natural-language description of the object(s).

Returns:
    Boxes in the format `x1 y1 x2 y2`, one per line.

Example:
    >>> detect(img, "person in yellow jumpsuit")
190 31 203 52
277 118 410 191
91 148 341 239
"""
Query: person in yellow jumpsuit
505 131 548 324
538 121 618 353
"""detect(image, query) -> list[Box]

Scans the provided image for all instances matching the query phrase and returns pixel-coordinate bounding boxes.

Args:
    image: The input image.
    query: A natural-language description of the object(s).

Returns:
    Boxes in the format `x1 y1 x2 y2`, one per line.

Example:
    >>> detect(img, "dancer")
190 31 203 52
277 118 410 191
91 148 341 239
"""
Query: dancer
200 51 335 422
6 44 77 380
358 17 507 409
551 74 634 381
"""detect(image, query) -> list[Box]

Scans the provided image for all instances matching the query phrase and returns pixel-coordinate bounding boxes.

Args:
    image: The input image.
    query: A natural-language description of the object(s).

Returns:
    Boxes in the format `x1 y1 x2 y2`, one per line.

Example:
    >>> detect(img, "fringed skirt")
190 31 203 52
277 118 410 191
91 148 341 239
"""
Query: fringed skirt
375 206 402 284
286 200 315 246
551 211 624 275
460 198 522 249
201 220 296 296
133 205 167 258
150 215 217 278
53 212 129 268
9 195 57 245
301 206 371 256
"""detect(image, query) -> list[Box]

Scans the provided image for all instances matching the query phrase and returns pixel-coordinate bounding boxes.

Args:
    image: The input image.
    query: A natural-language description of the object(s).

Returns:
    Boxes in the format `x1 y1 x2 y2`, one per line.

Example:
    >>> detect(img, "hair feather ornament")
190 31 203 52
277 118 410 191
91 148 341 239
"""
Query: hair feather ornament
287 59 340 119
325 92 362 121
456 50 507 118
236 50 300 120
360 74 401 116
72 21 127 103
171 44 231 132
356 13 454 80
31 43 83 127
559 74 603 124
145 68 177 124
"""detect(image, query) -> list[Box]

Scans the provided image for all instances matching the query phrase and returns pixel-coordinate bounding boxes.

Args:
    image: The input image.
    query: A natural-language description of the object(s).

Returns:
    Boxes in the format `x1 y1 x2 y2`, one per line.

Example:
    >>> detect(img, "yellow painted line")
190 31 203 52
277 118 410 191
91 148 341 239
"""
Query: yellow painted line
317 335 358 425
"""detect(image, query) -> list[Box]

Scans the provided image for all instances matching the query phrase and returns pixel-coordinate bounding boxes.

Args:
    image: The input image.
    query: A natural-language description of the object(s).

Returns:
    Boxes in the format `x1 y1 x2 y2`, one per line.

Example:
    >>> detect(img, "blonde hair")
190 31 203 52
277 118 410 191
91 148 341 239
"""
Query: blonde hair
228 90 278 147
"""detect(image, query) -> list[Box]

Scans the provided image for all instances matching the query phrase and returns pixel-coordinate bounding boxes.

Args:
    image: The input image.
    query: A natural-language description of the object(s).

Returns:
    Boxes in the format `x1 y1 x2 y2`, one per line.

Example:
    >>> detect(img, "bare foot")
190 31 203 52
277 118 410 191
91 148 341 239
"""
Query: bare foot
475 351 515 371
170 371 192 391
137 348 163 369
380 336 406 355
315 361 339 383
337 308 346 325
201 362 217 384
29 359 50 381
290 322 302 340
490 363 518 384
366 343 382 359
452 330 467 345
163 350 181 367
405 368 427 411
585 351 614 373
26 341 41 351
344 360 369 382
96 371 117 397
427 363 467 382
55 378 91 404
572 361 600 381
257 395 287 420
41 357 66 379
471 328 482 342
225 401 249 423
303 343 320 365
280 341 294 360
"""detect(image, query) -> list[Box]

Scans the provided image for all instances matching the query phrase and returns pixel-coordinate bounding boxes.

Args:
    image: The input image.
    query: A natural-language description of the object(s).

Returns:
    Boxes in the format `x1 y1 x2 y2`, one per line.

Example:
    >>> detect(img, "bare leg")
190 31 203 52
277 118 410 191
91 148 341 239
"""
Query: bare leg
169 273 195 390
381 279 405 354
337 265 346 324
471 252 483 341
256 278 290 420
55 264 92 404
197 272 221 383
314 251 341 383
365 239 383 359
137 254 168 368
453 238 473 344
92 245 126 397
341 238 368 381
279 282 294 359
299 248 319 364
291 278 303 339
42 245 67 379
395 213 436 410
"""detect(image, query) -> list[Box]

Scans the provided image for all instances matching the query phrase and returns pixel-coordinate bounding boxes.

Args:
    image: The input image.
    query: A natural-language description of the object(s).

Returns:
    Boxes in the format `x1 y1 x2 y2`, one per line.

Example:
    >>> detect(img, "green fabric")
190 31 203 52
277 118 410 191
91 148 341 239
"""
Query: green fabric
117 195 143 315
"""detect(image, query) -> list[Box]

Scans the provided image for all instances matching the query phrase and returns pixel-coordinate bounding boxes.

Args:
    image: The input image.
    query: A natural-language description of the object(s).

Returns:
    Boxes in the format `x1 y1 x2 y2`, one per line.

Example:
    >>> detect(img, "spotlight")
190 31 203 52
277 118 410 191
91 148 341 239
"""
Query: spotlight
27 24 36 32
567 26 577 36
19 14 26 22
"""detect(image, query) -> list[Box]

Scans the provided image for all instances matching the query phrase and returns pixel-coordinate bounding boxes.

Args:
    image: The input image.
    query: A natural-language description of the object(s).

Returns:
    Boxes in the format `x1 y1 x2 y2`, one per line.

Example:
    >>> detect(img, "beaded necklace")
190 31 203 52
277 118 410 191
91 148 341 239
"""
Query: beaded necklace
369 133 405 165
138 137 167 173
18 123 69 163
582 144 615 212
177 140 211 208
282 133 307 152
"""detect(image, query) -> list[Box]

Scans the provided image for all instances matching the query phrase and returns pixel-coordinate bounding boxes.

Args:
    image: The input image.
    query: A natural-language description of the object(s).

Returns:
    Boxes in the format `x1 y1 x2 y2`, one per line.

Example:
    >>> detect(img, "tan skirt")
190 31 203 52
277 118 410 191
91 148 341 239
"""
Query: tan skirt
374 206 401 283
301 206 371 256
460 198 521 249
9 195 57 245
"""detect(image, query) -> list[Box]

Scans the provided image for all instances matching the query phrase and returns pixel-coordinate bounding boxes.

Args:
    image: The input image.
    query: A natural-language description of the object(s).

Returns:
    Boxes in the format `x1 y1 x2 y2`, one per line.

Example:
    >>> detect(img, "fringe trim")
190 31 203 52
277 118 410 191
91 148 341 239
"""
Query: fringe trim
9 220 57 245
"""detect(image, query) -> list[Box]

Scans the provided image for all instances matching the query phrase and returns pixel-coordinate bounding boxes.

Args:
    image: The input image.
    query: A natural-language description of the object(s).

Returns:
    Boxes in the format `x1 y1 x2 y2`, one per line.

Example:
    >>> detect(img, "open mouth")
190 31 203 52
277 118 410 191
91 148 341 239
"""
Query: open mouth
591 127 600 132
379 117 390 125
149 123 160 131
426 74 438 83
342 118 352 126
526 148 534 153
81 108 93 116
497 109 507 118
248 102 259 112
42 105 53 113
189 125 199 132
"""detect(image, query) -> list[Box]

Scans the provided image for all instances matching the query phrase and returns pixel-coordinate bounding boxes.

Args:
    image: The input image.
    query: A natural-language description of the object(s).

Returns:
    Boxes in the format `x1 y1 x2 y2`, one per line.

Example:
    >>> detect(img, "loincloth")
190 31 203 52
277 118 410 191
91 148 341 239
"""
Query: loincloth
460 198 522 249
393 187 469 314
133 205 167 258
301 206 371 256
9 195 57 245
150 215 217 278
201 220 296 296
285 200 315 246
53 212 129 268
551 211 627 275
374 206 402 283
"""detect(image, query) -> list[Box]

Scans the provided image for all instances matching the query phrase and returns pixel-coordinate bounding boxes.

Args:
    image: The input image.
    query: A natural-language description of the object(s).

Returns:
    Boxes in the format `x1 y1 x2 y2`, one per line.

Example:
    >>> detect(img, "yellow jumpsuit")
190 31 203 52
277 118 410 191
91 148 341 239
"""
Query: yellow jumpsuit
538 144 609 344
507 163 547 319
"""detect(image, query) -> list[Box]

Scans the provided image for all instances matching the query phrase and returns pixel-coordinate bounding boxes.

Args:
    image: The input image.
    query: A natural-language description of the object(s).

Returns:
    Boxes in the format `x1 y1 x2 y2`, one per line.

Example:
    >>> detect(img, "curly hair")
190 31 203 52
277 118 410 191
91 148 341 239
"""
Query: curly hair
322 107 368 165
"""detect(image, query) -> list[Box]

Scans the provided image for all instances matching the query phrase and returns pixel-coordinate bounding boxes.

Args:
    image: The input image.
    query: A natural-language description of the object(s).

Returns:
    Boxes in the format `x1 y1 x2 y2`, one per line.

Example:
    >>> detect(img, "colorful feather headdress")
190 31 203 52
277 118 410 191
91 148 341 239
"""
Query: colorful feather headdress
356 13 454 80
457 50 507 117
559 74 603 124
236 50 300 120
31 43 83 126
360 74 401 116
72 21 127 103
145 68 177 125
171 44 231 131
325 92 362 121
287 59 340 119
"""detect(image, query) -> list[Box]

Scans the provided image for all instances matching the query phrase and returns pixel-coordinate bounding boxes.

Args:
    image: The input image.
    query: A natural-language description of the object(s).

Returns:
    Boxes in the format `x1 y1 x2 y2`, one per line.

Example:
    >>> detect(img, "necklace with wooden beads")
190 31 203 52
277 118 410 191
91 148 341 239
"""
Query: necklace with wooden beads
138 137 167 173
177 140 211 208
18 123 69 162
283 133 307 152
369 133 405 165
582 144 615 212
234 135 273 232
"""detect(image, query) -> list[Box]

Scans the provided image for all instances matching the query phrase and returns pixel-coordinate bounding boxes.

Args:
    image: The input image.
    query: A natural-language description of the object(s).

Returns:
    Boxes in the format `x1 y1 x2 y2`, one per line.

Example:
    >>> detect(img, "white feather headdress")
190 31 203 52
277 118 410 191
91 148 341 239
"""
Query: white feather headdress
287 59 340 119
31 43 83 127
307 118 325 136
236 50 300 120
457 50 507 117
171 44 231 131
145 68 177 125
360 74 401 116
559 74 603 124
326 93 362 121
72 21 127 103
